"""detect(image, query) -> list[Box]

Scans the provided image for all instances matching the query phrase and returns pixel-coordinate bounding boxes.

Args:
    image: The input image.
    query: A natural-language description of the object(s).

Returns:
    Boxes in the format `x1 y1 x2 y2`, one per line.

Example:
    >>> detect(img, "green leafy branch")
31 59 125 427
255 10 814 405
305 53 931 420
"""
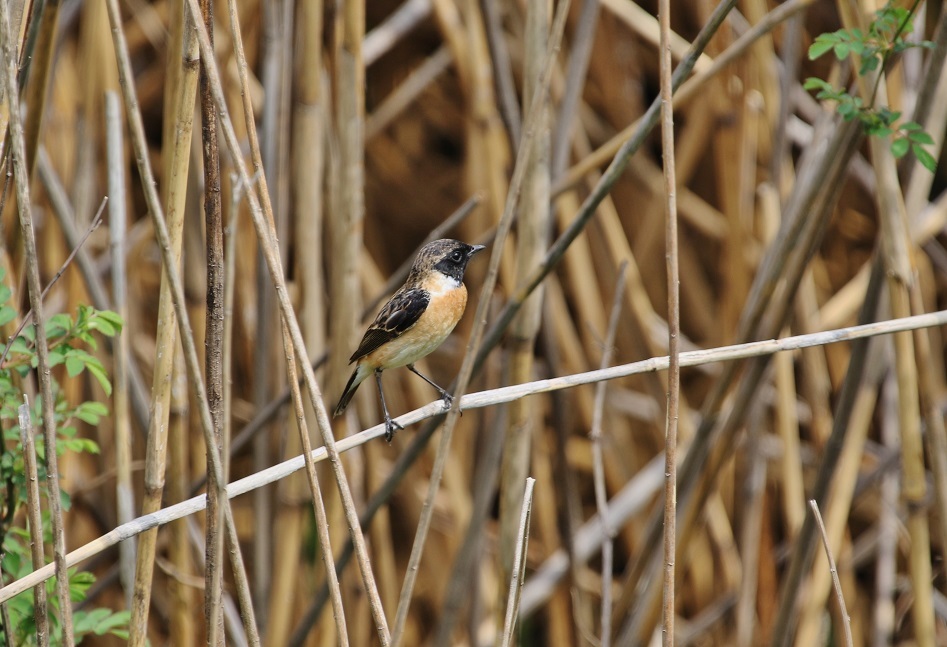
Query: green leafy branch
803 1 938 172
0 266 130 643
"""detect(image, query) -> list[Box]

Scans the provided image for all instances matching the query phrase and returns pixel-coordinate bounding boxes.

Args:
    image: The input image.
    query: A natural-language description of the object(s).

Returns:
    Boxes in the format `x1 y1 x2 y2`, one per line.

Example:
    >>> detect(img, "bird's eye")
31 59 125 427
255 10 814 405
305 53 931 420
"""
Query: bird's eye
451 250 464 262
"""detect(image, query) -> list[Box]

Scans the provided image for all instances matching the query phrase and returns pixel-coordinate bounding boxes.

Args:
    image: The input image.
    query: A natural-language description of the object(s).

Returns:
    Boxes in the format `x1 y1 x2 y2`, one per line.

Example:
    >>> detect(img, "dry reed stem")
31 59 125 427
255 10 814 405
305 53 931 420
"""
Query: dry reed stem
479 0 521 150
499 477 535 647
808 500 853 647
6 307 946 608
34 150 151 431
772 259 883 643
185 0 390 641
20 0 58 176
198 0 227 640
476 0 735 378
364 0 432 66
0 1 73 641
551 0 599 179
223 0 352 643
365 46 453 141
390 3 571 642
102 1 253 643
873 380 899 647
127 7 199 642
17 400 48 645
553 0 817 197
590 262 626 646
601 0 713 72
658 0 680 640
499 0 550 621
847 0 936 635
104 90 135 609
794 343 876 646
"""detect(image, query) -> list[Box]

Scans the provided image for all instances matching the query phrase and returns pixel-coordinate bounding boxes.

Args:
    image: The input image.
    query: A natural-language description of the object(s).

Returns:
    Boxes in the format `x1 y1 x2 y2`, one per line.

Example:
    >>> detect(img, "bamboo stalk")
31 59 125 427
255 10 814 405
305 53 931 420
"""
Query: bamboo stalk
0 2 73 642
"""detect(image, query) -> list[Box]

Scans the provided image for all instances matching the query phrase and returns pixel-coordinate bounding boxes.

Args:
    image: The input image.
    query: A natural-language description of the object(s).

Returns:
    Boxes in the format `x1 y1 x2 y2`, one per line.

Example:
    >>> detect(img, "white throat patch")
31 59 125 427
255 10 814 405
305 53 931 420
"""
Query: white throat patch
429 271 461 294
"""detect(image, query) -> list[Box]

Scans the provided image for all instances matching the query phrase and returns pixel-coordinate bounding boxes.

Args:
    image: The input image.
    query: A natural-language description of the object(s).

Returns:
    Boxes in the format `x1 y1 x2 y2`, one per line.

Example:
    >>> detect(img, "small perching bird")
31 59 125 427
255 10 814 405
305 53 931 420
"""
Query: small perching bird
333 239 486 441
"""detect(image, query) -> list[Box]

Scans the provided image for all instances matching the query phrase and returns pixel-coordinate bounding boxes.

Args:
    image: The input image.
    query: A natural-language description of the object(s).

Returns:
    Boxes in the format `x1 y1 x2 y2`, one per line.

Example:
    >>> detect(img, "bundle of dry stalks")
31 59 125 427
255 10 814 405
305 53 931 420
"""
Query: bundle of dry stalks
0 0 946 645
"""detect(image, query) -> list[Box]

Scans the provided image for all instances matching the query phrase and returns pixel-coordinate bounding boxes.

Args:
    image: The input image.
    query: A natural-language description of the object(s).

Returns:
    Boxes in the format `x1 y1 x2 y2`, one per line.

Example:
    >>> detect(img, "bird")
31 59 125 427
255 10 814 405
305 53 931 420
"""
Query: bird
333 239 486 441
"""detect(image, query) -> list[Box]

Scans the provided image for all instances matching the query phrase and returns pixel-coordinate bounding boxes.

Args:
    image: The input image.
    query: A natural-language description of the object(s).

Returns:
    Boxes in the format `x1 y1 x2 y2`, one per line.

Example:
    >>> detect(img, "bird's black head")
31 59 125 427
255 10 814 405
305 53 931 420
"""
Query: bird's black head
412 239 486 284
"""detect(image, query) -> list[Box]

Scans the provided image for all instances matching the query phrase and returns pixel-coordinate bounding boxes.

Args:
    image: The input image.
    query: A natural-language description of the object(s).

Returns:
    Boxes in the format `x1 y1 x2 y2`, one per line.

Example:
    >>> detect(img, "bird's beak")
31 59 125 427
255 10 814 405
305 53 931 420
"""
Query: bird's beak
469 244 486 256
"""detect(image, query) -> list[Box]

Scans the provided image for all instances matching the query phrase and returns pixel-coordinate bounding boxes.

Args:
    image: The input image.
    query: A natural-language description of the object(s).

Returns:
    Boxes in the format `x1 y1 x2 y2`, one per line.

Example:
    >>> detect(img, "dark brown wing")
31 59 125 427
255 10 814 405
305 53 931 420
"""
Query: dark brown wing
349 288 430 362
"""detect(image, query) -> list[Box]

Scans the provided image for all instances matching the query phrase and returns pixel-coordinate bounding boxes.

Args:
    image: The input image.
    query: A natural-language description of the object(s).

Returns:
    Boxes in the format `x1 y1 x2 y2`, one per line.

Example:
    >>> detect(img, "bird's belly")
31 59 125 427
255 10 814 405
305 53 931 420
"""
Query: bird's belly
368 287 467 370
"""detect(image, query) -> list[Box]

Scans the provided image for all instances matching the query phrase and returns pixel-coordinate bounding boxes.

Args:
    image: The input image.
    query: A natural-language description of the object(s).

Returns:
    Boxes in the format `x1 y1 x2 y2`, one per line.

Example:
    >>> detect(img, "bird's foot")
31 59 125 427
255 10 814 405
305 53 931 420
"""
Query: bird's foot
384 417 404 443
440 391 462 416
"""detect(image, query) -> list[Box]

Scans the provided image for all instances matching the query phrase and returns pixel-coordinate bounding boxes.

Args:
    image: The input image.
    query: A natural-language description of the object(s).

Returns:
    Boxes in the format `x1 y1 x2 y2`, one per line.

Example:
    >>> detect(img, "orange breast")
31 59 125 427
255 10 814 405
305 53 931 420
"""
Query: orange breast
362 284 467 370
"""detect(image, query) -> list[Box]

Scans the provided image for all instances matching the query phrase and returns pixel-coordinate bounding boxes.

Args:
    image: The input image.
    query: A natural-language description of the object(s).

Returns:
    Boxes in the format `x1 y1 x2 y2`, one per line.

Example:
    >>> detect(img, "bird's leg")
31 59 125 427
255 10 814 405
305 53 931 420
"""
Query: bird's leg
375 369 403 442
407 364 454 410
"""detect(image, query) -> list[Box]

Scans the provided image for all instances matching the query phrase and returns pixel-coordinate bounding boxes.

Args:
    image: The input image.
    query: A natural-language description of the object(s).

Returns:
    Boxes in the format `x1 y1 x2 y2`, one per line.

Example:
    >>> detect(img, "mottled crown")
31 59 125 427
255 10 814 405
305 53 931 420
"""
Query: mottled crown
408 239 485 284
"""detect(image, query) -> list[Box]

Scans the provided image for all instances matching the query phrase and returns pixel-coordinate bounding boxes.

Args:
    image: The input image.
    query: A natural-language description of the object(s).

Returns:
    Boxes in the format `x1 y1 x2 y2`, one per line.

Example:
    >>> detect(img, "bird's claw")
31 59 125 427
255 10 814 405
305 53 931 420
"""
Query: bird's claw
384 417 404 443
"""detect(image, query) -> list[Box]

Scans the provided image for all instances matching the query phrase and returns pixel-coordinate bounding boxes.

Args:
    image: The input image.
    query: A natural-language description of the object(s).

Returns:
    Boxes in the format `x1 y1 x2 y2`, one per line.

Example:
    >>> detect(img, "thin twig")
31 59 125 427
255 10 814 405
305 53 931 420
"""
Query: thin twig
808 500 854 647
589 262 626 646
3 307 947 603
18 399 48 646
0 199 106 370
0 2 74 642
35 149 151 432
499 477 536 647
658 0 681 640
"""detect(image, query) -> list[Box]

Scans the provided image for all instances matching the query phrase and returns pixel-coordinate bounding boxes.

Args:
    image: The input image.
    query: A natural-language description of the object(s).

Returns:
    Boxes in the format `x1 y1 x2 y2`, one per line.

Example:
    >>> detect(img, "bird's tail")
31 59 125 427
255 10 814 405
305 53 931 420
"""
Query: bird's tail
334 365 368 416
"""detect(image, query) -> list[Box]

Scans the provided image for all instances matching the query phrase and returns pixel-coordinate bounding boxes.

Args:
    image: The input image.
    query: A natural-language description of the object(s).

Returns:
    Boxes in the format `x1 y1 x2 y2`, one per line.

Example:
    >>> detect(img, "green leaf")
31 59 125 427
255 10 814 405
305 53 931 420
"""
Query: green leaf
45 313 73 339
95 310 124 331
75 401 108 425
913 144 938 172
803 77 832 92
48 349 65 367
808 39 836 60
907 130 934 145
890 137 910 158
65 354 84 378
86 362 112 396
87 317 116 337
0 305 16 327
833 43 850 59
837 101 857 118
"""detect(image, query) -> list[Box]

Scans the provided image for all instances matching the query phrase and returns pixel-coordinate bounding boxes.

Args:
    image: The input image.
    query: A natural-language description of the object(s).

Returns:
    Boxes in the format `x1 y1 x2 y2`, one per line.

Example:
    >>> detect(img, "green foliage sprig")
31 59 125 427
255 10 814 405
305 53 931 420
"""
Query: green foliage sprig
803 1 938 172
0 268 130 644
